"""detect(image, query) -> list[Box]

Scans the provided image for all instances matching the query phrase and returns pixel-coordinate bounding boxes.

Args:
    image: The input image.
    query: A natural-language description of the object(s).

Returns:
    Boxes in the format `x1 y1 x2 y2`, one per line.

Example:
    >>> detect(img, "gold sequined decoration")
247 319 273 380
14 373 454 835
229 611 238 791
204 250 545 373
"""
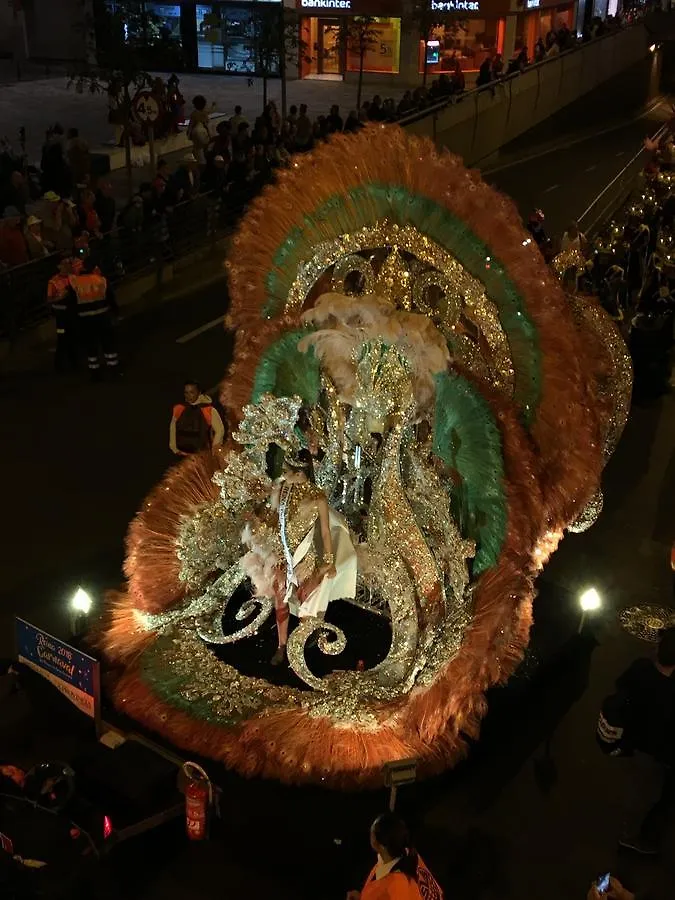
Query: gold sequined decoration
374 248 413 310
567 296 632 460
331 254 375 296
412 270 461 327
286 618 347 690
567 489 604 534
552 249 586 280
232 394 303 469
283 222 515 397
618 605 675 643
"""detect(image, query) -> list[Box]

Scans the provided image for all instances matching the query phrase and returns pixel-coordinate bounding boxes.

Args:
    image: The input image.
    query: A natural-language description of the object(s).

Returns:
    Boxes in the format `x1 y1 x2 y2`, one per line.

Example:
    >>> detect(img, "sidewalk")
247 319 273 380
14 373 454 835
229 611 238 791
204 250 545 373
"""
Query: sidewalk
0 72 410 164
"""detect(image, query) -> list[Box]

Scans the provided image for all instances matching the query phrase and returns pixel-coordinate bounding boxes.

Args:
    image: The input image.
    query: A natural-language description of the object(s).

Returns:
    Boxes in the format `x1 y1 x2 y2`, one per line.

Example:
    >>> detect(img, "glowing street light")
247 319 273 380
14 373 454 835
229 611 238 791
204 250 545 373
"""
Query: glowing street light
578 587 601 632
71 587 93 614
70 587 93 637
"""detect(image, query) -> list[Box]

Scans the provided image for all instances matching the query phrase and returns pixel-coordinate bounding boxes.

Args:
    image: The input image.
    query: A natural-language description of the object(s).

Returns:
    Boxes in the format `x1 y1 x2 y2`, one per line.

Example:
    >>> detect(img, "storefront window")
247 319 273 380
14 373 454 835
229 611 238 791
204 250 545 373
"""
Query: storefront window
419 18 503 74
346 17 401 75
197 3 281 74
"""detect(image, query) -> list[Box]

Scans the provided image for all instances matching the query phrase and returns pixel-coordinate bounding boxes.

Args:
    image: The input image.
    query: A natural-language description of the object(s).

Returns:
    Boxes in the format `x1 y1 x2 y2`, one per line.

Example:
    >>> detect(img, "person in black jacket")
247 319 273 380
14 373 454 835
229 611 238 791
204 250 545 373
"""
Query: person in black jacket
612 627 675 854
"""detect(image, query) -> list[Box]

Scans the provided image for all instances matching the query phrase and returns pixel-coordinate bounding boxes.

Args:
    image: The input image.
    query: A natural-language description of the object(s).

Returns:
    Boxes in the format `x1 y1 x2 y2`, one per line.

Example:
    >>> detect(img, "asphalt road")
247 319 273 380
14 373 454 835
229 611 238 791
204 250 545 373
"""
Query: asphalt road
1 70 675 900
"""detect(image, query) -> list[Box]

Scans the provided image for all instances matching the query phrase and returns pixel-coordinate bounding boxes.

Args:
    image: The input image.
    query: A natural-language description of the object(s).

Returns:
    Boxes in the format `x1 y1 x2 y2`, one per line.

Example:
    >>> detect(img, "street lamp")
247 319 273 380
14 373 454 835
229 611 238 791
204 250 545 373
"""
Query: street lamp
70 587 93 638
578 587 601 633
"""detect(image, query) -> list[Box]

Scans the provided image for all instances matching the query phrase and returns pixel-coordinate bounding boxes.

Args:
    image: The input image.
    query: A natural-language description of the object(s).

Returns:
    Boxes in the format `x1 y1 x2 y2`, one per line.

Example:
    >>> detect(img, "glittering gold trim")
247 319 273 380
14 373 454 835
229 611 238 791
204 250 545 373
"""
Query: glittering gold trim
284 222 515 397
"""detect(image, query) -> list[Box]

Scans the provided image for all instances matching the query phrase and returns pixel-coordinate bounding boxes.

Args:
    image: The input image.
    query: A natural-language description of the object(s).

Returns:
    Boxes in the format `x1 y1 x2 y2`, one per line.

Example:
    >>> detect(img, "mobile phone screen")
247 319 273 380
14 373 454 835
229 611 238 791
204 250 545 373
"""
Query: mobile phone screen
597 873 610 894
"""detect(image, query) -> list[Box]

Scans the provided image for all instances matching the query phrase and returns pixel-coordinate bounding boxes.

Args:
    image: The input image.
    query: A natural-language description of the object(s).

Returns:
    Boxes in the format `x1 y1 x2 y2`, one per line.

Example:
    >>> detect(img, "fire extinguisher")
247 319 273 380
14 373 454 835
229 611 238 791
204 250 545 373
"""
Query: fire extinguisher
183 761 212 841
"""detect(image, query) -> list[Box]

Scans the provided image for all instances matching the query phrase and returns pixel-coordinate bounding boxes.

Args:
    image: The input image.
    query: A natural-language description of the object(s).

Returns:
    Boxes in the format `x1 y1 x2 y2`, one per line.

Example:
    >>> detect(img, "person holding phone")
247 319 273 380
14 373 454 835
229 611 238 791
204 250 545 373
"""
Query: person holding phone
587 875 635 900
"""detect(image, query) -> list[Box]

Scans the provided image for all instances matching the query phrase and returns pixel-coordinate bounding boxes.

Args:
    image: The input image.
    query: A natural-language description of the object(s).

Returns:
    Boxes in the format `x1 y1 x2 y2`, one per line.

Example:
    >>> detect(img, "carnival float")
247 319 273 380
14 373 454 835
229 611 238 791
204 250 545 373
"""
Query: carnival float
99 125 632 788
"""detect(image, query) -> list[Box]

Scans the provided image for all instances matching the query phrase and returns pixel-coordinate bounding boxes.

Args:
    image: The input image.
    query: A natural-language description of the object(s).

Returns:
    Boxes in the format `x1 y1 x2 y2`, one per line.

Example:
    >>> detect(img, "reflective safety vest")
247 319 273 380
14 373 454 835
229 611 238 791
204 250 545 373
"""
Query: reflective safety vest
47 274 71 309
69 274 109 318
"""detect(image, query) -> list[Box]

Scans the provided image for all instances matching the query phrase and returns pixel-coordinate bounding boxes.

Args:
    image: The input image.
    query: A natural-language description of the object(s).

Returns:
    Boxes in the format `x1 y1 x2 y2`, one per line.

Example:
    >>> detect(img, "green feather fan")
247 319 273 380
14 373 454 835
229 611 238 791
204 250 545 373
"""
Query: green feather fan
433 371 507 574
251 329 321 407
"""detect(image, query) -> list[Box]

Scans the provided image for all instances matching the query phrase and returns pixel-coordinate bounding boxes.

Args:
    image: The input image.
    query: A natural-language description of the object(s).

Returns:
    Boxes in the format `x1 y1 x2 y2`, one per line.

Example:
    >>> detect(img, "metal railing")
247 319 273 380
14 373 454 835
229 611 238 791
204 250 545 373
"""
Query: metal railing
578 124 667 236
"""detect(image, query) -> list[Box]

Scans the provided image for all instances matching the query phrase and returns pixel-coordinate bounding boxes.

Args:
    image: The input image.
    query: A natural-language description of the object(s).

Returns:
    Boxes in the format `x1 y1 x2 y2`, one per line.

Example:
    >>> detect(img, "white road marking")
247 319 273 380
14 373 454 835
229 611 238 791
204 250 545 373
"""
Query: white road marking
176 316 224 344
584 165 597 172
616 151 625 156
542 183 559 193
482 95 665 175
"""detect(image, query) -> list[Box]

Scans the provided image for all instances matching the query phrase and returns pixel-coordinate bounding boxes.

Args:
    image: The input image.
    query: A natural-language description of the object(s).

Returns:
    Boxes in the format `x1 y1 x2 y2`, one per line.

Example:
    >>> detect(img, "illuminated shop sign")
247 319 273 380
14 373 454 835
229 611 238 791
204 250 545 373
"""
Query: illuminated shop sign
301 0 351 6
430 0 480 10
526 0 541 7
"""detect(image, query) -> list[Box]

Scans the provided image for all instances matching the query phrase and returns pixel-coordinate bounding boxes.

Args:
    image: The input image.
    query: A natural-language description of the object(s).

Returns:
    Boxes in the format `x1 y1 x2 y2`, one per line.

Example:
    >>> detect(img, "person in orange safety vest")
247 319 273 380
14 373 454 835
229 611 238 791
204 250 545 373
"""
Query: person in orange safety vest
67 260 119 380
347 813 443 900
47 256 79 372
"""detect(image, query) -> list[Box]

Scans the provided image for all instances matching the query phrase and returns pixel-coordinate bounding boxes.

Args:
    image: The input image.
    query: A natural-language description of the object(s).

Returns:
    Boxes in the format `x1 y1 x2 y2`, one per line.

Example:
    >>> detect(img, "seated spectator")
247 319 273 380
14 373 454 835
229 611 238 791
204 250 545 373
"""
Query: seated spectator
344 110 362 133
95 181 116 234
66 127 91 188
0 207 29 268
359 101 371 123
546 39 561 57
534 37 546 61
451 59 465 93
24 215 50 259
327 104 343 134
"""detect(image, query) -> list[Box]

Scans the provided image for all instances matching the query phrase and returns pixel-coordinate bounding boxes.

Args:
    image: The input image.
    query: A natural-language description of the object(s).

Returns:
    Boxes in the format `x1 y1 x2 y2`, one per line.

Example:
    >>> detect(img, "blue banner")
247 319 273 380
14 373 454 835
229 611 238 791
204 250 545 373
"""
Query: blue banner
15 618 100 719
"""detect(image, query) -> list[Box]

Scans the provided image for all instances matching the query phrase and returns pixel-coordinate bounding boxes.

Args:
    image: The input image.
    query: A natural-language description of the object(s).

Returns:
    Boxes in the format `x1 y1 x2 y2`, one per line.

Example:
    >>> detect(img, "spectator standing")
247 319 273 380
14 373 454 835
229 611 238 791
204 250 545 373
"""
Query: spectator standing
94 181 117 234
597 626 675 855
78 190 102 238
230 105 247 132
346 812 443 900
0 207 29 268
66 128 91 188
187 95 213 164
295 104 313 151
41 125 71 199
534 37 546 61
344 110 362 133
2 170 29 216
476 57 493 87
492 53 504 79
172 155 201 203
39 193 77 251
369 95 385 121
169 381 225 456
560 221 586 252
232 121 251 155
211 121 232 163
397 91 414 115
327 104 343 134
24 216 50 259
286 105 298 129
167 74 185 132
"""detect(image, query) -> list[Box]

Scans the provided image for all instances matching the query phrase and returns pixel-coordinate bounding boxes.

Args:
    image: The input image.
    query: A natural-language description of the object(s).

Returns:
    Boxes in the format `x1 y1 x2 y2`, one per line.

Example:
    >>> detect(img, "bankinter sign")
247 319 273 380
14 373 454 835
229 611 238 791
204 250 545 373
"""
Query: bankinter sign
300 0 352 7
430 0 480 9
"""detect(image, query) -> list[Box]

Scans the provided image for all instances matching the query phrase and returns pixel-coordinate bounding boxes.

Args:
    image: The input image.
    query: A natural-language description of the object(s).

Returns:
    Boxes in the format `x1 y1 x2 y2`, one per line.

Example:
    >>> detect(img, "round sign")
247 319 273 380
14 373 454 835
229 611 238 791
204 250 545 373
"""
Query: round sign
132 90 162 127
